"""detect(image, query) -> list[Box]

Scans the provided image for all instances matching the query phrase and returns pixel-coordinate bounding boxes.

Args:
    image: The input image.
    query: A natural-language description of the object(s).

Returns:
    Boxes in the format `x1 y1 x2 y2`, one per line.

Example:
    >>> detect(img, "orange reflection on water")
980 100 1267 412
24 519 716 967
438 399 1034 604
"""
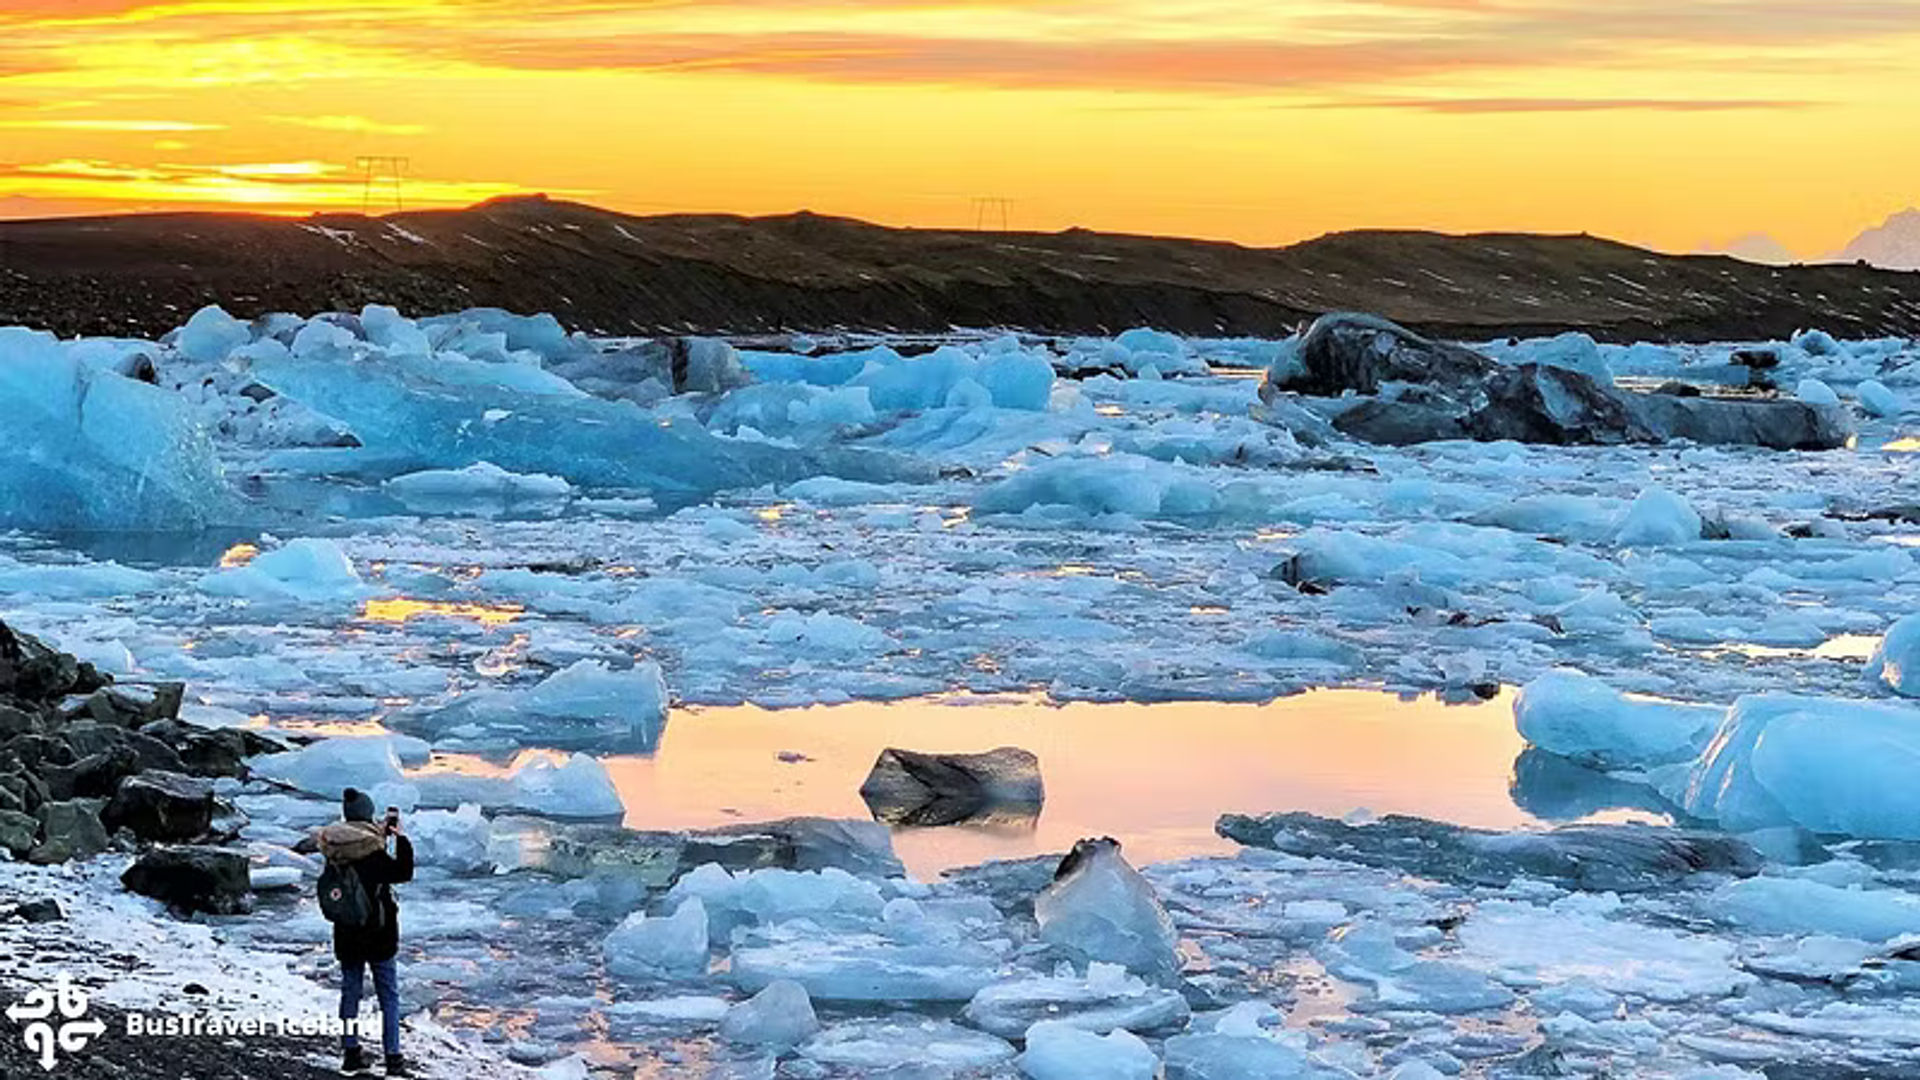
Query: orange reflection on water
359 597 524 628
218 542 260 568
603 689 1532 879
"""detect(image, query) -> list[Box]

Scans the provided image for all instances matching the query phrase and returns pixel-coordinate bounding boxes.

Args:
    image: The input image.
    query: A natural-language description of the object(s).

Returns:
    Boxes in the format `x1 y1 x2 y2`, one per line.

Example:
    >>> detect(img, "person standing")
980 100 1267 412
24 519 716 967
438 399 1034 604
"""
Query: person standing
317 788 414 1076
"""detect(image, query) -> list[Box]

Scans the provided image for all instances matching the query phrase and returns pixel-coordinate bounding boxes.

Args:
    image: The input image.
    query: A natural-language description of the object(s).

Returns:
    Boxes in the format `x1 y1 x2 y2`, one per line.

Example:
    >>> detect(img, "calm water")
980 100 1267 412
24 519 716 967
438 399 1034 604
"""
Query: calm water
573 688 1607 878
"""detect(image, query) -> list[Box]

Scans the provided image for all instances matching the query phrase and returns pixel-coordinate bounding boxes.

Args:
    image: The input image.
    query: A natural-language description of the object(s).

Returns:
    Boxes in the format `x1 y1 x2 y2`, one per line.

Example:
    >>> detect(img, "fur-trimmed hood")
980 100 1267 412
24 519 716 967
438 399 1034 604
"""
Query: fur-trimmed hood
317 820 386 864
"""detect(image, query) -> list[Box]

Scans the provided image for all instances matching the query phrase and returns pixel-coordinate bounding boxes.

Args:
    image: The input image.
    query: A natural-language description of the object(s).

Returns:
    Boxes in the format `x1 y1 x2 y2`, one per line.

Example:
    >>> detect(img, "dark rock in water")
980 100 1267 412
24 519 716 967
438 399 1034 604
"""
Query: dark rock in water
1331 398 1467 446
1465 363 1652 446
1652 381 1702 397
1216 810 1762 892
537 815 906 886
121 845 251 915
688 816 906 880
0 808 38 857
1259 313 1851 451
11 898 64 923
1269 313 1498 398
102 770 215 842
30 798 110 864
859 746 1044 828
1628 393 1852 451
1731 347 1782 370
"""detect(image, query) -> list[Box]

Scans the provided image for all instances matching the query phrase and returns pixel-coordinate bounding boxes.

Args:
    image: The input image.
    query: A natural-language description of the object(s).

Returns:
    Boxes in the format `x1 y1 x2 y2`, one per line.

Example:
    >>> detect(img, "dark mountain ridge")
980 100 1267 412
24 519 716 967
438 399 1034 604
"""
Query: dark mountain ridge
3 195 1918 342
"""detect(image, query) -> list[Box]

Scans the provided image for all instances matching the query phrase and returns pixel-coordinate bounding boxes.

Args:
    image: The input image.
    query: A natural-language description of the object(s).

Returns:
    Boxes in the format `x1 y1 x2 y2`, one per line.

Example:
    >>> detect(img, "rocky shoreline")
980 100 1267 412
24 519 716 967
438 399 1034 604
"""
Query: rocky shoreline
1 619 292 914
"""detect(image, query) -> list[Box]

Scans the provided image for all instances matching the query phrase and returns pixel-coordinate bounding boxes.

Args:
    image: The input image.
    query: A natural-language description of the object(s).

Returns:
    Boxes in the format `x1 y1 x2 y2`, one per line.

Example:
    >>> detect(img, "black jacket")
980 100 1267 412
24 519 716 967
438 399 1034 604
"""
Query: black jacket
332 834 413 965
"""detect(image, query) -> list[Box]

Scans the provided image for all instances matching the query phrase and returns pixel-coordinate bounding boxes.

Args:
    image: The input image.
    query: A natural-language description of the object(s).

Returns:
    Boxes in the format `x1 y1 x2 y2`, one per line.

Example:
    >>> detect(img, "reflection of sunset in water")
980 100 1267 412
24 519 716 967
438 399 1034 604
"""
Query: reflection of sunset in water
602 689 1541 879
359 597 524 628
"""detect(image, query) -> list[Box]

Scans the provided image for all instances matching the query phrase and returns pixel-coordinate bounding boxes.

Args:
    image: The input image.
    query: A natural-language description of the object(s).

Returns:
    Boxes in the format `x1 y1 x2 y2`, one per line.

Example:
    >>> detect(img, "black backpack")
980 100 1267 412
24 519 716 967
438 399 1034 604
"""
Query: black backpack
318 859 386 929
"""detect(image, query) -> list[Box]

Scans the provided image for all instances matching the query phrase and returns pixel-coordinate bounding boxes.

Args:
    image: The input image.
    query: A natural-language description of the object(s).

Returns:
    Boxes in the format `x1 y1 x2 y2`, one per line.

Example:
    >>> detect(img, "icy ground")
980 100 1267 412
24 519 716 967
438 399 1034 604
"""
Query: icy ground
5 309 1920 1076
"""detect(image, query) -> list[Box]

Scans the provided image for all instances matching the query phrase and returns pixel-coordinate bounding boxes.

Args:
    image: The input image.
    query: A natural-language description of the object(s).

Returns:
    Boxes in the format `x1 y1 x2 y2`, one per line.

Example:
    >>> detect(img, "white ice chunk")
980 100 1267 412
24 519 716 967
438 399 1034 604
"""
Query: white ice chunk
200 537 368 602
1514 670 1719 769
719 980 820 1046
964 963 1189 1039
1614 486 1701 547
1868 614 1920 697
383 461 572 514
1858 379 1903 418
605 897 710 977
800 1019 1015 1071
176 304 251 363
406 804 494 873
505 753 624 819
1018 1021 1157 1080
1796 378 1840 407
248 735 406 795
1035 841 1179 976
1713 876 1920 942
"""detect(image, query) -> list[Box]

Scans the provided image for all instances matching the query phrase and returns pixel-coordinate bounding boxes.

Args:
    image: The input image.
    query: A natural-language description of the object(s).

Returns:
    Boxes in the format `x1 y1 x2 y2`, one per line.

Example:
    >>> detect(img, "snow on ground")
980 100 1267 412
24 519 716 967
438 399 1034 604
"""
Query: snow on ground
6 305 1920 1076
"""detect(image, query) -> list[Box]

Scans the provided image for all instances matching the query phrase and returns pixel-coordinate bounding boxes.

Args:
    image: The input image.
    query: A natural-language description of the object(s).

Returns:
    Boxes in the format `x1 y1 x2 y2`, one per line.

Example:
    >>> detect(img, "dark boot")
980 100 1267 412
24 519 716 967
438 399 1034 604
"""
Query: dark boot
384 1054 410 1077
341 1046 370 1074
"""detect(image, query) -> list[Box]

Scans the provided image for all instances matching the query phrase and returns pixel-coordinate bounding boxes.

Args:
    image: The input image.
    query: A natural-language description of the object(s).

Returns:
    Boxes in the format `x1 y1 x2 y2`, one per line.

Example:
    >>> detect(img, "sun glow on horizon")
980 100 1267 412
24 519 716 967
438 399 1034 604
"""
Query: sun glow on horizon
2 1 1917 254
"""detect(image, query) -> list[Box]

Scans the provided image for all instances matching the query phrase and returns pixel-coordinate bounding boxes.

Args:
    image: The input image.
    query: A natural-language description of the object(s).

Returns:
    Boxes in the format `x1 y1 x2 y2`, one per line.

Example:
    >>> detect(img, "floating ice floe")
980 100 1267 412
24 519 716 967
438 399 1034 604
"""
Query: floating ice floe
605 896 710 977
383 461 572 515
423 659 668 751
200 537 371 603
1514 669 1720 769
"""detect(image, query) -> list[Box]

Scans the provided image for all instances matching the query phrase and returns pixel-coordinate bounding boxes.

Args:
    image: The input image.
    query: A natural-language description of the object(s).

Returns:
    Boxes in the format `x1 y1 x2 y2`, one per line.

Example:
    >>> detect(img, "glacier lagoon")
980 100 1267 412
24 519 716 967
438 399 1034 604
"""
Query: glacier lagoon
6 306 1920 1077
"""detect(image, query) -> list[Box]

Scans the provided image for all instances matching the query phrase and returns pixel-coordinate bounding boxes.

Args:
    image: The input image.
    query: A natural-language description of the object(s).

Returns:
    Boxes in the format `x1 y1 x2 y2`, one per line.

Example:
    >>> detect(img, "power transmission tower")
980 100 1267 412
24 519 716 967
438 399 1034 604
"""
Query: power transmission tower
356 156 410 213
971 197 1013 231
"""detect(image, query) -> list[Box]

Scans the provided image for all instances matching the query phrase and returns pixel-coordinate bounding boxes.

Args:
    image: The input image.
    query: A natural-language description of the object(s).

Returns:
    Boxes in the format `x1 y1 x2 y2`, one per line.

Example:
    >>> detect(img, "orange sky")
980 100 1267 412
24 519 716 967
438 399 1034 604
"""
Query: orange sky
2 1 1917 255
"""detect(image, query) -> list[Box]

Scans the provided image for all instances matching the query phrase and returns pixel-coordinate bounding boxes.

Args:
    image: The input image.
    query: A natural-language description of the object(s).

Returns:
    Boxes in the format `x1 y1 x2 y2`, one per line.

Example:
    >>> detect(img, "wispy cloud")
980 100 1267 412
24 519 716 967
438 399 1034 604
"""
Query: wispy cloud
1311 96 1825 114
0 118 225 131
270 114 429 135
0 156 544 207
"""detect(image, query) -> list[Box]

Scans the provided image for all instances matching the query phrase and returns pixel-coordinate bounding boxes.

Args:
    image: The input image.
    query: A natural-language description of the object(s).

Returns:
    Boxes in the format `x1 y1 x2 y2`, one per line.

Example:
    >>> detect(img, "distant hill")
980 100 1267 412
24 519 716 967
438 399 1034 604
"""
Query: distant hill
1838 209 1920 272
3 195 1919 342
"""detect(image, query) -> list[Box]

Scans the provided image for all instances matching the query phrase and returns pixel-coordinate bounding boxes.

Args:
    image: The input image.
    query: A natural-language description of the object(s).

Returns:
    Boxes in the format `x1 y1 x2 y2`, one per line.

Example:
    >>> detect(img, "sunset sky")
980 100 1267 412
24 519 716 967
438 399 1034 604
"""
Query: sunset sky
2 1 1917 255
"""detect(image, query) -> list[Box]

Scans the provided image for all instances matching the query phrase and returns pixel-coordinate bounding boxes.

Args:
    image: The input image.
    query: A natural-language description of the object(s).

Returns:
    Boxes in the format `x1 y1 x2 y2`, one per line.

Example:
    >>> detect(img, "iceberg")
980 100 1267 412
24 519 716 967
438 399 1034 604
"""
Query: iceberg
248 347 923 498
1 326 227 531
1685 693 1920 838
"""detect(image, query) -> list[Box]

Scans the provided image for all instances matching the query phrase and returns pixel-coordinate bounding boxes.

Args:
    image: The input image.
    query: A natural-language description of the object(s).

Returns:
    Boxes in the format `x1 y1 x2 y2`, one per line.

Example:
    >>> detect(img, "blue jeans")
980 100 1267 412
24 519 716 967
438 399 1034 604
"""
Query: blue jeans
339 957 400 1056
